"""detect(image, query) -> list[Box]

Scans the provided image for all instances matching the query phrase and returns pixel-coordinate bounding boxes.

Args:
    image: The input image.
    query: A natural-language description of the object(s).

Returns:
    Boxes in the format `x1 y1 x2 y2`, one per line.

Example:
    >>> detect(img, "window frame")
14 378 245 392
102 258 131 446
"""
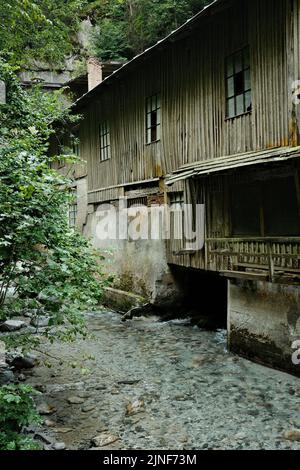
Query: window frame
99 120 111 162
146 93 161 145
225 46 252 120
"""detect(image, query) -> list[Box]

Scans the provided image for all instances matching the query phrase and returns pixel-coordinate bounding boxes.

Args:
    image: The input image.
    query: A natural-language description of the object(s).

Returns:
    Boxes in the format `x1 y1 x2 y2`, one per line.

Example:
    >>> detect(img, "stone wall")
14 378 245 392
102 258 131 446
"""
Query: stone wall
228 279 300 376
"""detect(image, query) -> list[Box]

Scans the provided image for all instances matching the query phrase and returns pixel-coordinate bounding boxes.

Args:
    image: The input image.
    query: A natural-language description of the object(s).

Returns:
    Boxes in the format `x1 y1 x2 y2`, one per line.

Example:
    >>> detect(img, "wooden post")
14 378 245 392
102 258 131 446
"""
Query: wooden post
267 242 275 282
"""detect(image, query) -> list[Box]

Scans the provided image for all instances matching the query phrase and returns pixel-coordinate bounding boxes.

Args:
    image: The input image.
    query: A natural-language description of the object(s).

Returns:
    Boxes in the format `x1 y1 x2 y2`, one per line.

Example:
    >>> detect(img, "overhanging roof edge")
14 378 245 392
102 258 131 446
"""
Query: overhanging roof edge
166 147 300 185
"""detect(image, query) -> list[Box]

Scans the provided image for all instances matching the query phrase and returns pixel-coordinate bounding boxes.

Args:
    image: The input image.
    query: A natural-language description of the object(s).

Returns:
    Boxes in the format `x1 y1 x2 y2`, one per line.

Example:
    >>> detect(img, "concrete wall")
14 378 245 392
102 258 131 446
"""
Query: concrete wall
75 177 88 232
83 203 181 305
228 280 300 376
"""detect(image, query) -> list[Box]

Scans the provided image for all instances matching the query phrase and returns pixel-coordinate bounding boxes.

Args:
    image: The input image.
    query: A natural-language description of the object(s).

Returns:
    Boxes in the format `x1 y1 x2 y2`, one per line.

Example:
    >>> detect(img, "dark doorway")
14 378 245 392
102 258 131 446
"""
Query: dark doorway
169 266 228 330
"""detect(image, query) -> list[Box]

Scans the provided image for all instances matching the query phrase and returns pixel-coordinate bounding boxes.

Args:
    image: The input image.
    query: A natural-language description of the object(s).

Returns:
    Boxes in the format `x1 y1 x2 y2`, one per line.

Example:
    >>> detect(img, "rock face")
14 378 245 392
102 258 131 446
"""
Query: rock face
0 320 27 332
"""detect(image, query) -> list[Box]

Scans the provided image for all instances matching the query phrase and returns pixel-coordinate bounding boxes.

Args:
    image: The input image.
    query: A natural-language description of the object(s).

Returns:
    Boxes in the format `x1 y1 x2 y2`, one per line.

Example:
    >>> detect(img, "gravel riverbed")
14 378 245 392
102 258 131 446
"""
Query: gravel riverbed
22 310 300 450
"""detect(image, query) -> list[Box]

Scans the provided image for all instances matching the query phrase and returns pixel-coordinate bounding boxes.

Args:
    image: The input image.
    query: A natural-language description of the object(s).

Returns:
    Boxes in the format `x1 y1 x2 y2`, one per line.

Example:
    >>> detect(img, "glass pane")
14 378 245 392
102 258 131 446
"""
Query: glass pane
147 112 152 129
226 55 234 77
157 107 161 125
236 93 244 115
151 126 157 142
147 99 151 113
147 128 151 144
227 98 235 118
151 111 157 128
244 68 251 90
227 77 234 98
235 51 243 73
234 71 244 95
245 91 252 112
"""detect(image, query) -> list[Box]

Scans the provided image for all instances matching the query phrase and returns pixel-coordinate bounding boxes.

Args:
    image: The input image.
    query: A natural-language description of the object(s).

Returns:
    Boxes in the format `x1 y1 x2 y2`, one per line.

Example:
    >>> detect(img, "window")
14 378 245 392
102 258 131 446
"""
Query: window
99 121 111 161
226 46 251 118
146 94 161 144
69 189 78 228
231 176 300 237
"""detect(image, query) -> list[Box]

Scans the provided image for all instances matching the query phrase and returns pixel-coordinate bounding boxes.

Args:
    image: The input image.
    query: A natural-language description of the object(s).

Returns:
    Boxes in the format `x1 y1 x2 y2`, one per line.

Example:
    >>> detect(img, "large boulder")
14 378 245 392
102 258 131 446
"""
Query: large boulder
30 316 50 328
0 368 15 385
0 320 27 332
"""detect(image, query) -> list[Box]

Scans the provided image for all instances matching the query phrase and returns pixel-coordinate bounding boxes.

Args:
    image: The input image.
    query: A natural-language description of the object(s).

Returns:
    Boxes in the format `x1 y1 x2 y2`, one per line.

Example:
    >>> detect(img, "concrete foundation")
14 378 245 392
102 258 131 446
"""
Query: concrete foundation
83 203 182 305
102 287 146 313
228 279 300 376
75 177 88 232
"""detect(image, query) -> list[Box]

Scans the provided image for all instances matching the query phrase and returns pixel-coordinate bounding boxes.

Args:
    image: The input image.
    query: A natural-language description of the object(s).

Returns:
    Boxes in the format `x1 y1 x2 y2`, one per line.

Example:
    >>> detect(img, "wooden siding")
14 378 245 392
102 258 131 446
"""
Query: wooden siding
76 0 291 201
167 162 300 278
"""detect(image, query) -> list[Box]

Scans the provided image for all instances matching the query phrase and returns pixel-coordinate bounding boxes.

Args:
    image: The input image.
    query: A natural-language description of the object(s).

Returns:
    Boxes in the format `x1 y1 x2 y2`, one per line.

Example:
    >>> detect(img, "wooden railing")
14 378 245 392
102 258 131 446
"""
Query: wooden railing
206 237 300 280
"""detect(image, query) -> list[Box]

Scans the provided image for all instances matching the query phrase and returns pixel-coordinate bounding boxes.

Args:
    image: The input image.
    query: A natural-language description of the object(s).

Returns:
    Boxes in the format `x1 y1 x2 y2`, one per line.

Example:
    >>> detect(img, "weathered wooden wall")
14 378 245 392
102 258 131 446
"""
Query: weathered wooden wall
76 0 291 204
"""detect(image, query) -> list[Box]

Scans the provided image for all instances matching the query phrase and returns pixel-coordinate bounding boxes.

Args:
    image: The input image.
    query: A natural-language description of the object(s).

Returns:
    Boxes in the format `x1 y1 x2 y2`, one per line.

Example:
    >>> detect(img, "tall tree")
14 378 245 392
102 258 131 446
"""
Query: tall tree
88 0 211 61
0 0 86 67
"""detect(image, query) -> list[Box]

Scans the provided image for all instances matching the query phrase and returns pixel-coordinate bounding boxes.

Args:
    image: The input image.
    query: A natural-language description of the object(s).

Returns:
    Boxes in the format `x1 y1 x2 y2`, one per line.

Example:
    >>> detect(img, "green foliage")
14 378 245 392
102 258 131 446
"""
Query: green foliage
88 0 211 61
0 60 109 342
0 384 41 450
0 0 87 66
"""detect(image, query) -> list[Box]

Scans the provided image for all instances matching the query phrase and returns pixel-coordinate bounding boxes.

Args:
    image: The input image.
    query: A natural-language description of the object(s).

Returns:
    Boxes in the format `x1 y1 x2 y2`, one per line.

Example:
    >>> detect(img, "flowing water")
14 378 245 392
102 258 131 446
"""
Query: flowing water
23 310 300 450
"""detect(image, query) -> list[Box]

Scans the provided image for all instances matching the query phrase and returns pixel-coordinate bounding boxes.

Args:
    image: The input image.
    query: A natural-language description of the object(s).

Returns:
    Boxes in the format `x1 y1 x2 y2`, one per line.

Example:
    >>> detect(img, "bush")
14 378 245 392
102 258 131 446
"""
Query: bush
0 384 41 450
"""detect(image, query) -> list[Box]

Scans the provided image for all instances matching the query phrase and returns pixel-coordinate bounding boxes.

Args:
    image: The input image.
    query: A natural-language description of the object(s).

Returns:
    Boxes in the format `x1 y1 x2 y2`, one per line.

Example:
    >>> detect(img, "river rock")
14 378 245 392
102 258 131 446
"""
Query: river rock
92 432 120 448
54 427 73 434
0 320 26 332
284 430 300 442
53 442 66 450
37 403 57 415
126 399 145 416
81 404 96 413
0 368 15 385
30 316 50 328
67 396 85 405
10 353 37 370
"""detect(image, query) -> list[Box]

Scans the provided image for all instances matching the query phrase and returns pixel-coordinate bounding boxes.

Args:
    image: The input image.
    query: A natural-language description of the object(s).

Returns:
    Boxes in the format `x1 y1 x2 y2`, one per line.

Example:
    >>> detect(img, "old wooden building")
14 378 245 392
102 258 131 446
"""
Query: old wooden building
54 0 300 375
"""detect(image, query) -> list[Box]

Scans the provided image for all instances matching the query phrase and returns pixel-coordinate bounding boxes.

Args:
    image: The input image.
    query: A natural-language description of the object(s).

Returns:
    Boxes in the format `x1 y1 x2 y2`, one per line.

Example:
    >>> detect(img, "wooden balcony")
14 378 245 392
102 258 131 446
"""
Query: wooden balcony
206 237 300 283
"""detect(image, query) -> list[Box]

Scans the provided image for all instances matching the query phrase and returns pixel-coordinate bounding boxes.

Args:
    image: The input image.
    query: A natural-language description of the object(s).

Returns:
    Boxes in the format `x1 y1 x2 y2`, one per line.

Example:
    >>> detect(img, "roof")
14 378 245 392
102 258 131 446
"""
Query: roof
72 0 225 112
166 146 300 185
